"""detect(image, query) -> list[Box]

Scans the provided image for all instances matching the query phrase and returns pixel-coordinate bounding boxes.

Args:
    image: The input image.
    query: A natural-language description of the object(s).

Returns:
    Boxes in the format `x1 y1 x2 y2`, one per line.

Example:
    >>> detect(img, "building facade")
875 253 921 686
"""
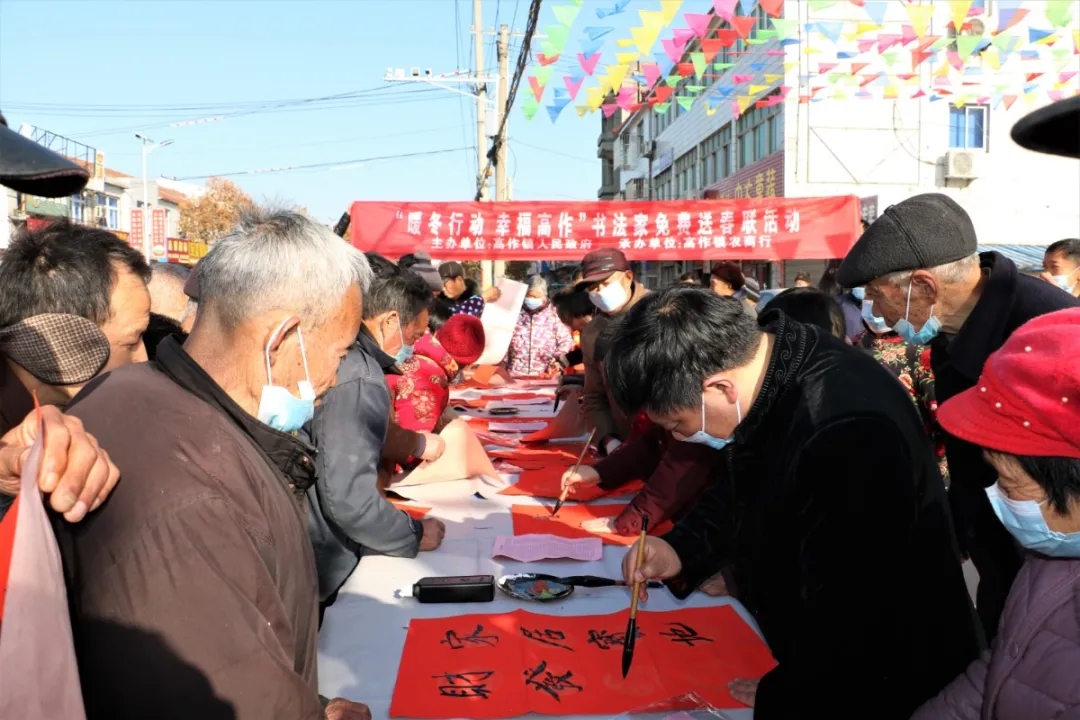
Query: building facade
599 0 1080 289
3 124 209 265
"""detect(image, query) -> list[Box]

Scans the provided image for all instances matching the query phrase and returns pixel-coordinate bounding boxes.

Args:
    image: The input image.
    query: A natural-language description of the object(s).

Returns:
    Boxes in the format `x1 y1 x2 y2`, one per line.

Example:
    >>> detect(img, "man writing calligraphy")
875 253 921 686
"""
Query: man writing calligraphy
616 286 982 718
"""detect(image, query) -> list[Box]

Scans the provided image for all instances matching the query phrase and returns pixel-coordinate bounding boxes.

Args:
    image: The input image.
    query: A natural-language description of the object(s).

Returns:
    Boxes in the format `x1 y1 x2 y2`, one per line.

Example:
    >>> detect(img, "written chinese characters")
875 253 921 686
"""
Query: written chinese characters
433 671 495 699
441 624 499 650
659 622 714 647
523 661 583 703
586 627 644 651
520 627 573 651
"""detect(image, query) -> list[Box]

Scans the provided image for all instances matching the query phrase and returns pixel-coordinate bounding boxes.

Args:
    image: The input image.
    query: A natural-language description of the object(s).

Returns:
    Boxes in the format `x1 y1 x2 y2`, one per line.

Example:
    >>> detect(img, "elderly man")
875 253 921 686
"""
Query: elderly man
838 193 1079 641
577 248 649 455
58 207 373 720
148 262 198 332
616 287 981 718
306 269 446 615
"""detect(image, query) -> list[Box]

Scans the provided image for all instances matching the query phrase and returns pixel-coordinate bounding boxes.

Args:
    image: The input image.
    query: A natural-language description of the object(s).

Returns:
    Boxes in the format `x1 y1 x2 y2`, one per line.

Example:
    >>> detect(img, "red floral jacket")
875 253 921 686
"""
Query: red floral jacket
385 334 459 433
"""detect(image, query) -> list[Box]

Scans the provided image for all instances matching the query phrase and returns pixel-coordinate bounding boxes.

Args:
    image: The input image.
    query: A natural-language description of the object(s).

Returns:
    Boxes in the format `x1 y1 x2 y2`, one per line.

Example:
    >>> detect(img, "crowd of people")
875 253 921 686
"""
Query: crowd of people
0 95 1076 720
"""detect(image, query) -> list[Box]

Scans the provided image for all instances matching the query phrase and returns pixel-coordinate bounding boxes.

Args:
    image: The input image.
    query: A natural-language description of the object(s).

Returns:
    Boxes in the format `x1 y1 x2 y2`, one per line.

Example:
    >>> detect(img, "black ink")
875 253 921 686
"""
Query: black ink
441 624 499 650
520 627 572 651
585 628 644 650
433 671 494 699
523 660 583 702
659 622 714 647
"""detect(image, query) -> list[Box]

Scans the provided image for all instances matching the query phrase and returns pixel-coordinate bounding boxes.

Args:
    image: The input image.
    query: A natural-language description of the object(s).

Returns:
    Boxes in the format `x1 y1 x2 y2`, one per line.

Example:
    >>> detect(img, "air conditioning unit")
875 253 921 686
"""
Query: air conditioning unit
945 150 978 180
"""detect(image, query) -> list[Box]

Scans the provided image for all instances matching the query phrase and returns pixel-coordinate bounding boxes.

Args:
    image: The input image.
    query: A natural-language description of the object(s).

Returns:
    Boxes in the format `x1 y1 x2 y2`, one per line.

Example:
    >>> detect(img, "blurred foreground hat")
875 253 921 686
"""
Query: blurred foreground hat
577 248 630 287
938 308 1080 459
0 112 91 197
407 255 443 293
1011 96 1080 160
837 193 977 288
0 314 110 386
436 313 485 366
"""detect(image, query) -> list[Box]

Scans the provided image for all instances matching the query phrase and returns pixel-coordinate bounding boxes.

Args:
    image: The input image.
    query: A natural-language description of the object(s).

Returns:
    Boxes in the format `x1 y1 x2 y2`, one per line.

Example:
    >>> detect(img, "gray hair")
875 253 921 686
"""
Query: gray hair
526 274 548 297
196 206 371 329
881 253 980 287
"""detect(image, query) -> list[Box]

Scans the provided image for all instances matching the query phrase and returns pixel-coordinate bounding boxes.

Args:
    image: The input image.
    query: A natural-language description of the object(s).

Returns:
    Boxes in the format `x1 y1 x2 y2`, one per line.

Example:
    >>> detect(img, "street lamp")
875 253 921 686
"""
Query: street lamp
135 133 174 262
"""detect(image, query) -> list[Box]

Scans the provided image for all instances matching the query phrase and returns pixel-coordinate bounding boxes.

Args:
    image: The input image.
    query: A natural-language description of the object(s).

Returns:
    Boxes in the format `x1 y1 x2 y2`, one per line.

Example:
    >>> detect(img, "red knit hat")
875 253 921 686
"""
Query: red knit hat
436 314 486 366
937 307 1080 459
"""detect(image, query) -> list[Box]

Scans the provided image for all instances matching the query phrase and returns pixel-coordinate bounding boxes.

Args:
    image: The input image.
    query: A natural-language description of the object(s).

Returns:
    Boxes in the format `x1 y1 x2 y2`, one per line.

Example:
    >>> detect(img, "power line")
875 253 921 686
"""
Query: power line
476 0 540 201
510 139 598 165
174 147 472 180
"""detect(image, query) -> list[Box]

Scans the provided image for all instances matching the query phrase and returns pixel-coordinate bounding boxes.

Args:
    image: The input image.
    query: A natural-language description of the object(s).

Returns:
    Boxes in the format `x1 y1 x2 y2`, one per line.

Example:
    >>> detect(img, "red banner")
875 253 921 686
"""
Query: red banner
130 209 144 251
349 197 862 261
151 209 167 261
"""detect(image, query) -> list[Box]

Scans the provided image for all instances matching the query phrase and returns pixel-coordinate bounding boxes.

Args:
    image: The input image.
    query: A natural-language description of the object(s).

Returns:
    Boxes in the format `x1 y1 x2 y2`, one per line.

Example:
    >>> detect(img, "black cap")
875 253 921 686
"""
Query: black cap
837 193 977 288
576 248 630 286
0 112 91 197
438 261 464 280
1011 96 1080 160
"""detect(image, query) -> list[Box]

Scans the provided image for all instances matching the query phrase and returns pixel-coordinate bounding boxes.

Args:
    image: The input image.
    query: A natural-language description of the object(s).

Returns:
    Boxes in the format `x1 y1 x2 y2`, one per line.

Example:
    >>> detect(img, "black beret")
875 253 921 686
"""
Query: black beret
1011 95 1080 160
837 193 977 288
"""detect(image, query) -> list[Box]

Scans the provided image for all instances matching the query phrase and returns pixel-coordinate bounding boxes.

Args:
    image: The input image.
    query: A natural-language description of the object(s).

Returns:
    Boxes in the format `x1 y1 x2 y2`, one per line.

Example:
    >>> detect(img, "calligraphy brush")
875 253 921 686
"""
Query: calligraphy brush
621 516 649 679
551 428 596 517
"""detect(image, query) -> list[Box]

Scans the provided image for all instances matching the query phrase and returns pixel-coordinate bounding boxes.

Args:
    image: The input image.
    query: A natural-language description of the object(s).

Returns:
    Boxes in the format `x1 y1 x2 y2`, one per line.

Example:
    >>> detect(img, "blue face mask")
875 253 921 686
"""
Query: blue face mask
893 282 941 345
678 394 741 450
986 483 1080 558
861 299 892 335
850 287 866 301
256 319 316 433
523 297 544 311
395 344 415 364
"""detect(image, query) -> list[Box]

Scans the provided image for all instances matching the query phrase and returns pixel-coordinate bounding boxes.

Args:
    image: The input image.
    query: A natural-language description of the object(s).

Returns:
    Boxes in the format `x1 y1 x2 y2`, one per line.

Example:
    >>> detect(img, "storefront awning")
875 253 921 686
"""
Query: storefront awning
978 244 1046 271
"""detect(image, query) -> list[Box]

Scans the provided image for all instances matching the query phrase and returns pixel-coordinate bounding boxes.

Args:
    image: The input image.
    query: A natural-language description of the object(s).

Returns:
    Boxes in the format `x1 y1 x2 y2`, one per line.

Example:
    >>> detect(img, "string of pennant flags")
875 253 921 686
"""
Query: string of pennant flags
521 0 1080 123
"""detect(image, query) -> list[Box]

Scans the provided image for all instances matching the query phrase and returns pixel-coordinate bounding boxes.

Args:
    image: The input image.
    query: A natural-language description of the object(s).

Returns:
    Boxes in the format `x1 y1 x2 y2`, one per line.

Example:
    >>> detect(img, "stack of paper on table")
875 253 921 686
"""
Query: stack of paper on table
492 533 603 562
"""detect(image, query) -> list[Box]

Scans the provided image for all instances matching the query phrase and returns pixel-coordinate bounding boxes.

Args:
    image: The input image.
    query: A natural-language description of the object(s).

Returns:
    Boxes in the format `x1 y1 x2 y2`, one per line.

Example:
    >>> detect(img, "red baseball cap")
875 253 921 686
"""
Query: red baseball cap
937 308 1080 459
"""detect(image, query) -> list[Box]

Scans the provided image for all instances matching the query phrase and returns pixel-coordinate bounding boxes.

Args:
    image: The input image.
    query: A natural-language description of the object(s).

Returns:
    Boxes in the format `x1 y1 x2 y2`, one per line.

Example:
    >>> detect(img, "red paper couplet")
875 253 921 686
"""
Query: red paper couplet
389 606 777 718
510 504 672 545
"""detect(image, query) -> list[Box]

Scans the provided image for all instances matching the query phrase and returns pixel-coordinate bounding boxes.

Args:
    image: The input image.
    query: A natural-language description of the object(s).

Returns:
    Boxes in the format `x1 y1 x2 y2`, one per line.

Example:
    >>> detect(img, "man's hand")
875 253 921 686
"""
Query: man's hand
622 537 682 603
728 678 760 707
700 572 730 596
325 698 372 720
483 286 502 303
419 432 446 463
419 517 446 551
0 406 119 523
561 465 600 493
580 516 616 534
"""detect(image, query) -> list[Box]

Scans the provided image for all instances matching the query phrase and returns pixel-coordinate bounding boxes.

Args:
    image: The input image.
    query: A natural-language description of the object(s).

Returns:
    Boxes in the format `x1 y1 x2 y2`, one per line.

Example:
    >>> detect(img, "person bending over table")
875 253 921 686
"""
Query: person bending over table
614 286 982 718
561 321 717 540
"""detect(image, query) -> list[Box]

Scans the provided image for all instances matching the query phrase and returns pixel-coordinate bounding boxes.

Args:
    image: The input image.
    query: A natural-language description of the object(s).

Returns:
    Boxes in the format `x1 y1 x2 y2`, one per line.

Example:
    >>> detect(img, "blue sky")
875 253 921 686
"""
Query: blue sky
0 0 614 223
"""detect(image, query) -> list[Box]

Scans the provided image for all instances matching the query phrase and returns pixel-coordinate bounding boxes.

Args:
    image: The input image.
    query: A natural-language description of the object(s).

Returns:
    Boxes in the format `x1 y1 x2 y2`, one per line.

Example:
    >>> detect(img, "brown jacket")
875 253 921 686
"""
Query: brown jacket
596 424 717 535
58 337 324 720
580 281 650 446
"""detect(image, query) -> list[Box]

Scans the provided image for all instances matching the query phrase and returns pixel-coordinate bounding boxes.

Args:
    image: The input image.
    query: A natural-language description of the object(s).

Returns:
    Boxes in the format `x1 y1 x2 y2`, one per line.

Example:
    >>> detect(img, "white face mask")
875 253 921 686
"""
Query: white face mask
675 392 741 450
256 318 316 433
589 280 629 313
1050 270 1078 294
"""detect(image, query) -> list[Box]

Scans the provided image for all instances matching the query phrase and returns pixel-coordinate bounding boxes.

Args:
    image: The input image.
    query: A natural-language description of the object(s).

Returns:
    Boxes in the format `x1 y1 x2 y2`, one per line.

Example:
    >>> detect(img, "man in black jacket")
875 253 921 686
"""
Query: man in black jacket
613 287 982 719
838 193 1079 641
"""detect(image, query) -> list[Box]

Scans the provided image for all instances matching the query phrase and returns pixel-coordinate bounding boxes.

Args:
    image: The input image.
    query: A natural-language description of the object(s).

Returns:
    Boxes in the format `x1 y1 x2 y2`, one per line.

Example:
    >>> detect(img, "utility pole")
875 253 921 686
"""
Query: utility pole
493 22 510 282
135 133 173 263
474 0 495 289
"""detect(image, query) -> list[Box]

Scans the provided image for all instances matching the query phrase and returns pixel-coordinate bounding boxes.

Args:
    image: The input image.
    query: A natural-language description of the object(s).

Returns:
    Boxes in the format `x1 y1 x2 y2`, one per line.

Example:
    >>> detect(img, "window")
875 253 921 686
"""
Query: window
949 105 987 149
674 149 697 198
736 93 783 169
654 167 673 200
95 193 120 230
71 193 85 223
700 125 733 187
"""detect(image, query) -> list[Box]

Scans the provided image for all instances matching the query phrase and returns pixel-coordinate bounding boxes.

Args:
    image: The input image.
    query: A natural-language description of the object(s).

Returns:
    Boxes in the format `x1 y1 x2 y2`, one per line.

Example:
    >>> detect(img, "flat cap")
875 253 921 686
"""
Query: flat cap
1011 96 1080 160
0 314 110 386
0 112 91 198
438 261 465 280
837 193 977 288
576 248 630 287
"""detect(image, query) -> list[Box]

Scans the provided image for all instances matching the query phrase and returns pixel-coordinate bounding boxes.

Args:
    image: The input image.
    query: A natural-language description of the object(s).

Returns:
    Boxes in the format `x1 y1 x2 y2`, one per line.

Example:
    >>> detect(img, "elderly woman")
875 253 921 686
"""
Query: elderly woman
504 274 573 377
913 307 1080 719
